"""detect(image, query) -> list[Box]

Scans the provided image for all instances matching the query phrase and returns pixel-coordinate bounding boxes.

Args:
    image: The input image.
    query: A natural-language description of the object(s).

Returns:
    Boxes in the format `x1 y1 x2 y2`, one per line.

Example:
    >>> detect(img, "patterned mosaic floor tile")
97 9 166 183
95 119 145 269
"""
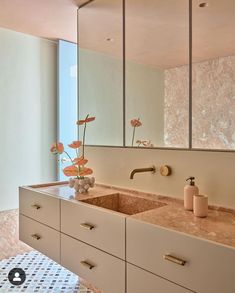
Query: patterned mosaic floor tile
0 209 32 260
0 251 93 293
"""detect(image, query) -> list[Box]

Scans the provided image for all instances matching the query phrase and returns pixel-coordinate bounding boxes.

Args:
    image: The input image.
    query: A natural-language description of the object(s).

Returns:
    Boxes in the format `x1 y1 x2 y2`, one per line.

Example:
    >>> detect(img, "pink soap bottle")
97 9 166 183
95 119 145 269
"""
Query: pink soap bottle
184 177 199 211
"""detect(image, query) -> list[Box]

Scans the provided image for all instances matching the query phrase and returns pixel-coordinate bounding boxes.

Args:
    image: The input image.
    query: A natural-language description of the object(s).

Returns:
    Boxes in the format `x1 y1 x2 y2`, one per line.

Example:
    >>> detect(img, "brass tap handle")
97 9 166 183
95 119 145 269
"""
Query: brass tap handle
80 261 95 270
160 165 171 176
80 223 95 230
31 204 41 210
164 254 186 266
31 234 41 240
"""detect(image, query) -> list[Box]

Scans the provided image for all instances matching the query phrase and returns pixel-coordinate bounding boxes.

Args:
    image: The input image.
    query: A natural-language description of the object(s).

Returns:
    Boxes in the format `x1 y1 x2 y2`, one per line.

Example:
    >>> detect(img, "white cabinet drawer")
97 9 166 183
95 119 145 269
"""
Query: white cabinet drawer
126 218 235 293
61 234 125 293
127 263 192 293
19 215 60 263
19 187 60 230
61 199 126 259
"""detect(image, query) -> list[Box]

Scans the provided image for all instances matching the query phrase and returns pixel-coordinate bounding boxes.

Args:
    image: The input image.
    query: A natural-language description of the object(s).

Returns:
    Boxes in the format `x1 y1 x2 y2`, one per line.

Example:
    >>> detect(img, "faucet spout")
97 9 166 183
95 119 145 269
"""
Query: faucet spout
130 166 156 179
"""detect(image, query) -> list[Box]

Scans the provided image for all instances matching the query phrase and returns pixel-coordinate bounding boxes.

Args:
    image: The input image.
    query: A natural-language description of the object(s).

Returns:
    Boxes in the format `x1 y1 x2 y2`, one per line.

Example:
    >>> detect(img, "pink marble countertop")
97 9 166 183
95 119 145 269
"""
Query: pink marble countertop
27 181 235 249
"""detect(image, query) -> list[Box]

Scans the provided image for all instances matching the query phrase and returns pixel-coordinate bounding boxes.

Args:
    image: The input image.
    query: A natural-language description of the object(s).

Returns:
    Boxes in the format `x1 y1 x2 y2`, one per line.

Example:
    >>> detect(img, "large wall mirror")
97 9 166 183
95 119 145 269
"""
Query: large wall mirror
125 0 189 148
192 0 235 151
78 0 124 146
78 0 235 152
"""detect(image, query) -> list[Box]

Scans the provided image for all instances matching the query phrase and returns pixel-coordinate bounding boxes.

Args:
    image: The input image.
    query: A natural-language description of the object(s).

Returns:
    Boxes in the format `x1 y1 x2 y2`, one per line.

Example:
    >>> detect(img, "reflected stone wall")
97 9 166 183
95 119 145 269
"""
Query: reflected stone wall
164 55 235 150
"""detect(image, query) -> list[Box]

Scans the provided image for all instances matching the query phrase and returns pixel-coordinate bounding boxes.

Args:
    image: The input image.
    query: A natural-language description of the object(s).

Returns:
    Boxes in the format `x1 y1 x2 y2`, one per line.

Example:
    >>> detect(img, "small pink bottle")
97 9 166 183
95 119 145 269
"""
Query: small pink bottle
193 195 208 217
184 177 199 211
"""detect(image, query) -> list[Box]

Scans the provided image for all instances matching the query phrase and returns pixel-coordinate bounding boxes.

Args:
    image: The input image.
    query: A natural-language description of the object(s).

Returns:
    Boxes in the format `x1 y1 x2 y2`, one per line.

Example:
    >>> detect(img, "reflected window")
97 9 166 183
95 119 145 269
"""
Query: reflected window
58 40 77 179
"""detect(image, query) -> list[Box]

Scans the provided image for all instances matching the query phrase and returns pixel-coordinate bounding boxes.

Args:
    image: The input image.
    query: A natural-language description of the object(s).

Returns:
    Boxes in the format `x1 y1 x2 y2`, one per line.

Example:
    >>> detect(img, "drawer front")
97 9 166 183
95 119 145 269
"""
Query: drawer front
19 187 60 230
127 264 192 293
61 200 125 259
61 234 125 293
127 218 235 293
19 215 60 263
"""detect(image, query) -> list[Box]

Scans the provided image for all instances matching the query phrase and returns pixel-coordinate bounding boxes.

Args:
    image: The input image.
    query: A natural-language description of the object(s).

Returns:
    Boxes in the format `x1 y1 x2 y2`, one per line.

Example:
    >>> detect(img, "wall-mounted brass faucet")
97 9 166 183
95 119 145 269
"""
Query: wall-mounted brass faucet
130 166 156 179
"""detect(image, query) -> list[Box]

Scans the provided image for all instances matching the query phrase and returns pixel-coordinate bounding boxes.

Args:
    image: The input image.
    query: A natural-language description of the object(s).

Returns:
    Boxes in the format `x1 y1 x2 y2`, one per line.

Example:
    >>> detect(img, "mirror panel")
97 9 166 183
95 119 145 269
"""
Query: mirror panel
125 0 190 148
192 0 235 150
78 0 124 146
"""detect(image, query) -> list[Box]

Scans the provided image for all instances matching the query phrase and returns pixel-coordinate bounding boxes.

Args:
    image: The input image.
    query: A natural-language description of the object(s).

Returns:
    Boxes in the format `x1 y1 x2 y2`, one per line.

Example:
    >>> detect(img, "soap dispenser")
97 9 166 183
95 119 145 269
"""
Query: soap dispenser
184 177 199 211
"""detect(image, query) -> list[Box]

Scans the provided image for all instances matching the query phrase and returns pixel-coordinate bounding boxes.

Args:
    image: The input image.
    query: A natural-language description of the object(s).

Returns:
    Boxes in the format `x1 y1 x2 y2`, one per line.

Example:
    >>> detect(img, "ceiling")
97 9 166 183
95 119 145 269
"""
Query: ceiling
0 0 83 43
0 0 235 68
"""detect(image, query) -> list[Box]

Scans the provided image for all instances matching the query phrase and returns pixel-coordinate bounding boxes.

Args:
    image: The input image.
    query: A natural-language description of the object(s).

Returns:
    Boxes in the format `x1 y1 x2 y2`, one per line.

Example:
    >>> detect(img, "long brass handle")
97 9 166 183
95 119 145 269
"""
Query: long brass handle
80 261 95 270
164 254 186 266
31 204 41 210
31 234 41 240
80 223 95 230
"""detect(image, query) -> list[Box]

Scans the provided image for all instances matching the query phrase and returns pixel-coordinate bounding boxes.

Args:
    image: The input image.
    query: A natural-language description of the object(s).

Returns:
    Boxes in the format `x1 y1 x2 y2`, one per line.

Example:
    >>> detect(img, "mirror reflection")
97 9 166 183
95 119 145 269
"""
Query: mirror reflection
78 0 124 146
125 0 189 148
192 0 235 150
78 0 235 152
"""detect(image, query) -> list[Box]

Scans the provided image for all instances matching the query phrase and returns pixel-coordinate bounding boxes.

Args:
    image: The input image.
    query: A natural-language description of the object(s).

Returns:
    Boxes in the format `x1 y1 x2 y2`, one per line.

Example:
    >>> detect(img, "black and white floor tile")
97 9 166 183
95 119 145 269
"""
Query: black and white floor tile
0 251 93 292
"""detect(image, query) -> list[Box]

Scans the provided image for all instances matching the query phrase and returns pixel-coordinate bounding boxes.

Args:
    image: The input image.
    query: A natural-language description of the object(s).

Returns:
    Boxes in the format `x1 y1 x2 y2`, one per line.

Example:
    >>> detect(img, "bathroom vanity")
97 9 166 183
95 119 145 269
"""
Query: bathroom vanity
19 182 235 293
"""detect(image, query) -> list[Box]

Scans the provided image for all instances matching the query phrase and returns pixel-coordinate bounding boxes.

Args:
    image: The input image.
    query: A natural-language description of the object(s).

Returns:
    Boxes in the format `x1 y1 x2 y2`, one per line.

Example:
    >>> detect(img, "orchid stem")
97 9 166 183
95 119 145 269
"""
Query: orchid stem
82 114 89 158
131 126 136 147
64 151 74 164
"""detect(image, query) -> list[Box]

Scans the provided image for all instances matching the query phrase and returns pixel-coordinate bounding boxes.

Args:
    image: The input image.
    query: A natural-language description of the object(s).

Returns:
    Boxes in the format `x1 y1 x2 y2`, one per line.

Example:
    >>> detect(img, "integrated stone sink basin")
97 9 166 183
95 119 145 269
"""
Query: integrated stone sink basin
81 193 166 215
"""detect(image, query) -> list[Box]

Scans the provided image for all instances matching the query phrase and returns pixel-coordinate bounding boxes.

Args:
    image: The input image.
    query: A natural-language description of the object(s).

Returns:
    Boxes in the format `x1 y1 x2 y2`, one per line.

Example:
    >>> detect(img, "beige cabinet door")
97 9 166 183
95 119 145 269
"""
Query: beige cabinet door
127 264 193 293
19 187 60 230
61 233 125 293
19 215 60 263
61 199 126 259
127 217 235 293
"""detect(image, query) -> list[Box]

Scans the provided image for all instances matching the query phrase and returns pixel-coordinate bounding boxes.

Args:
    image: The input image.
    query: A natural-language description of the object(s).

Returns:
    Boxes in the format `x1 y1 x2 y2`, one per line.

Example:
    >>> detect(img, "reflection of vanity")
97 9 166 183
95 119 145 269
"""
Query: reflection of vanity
78 0 235 151
19 182 235 293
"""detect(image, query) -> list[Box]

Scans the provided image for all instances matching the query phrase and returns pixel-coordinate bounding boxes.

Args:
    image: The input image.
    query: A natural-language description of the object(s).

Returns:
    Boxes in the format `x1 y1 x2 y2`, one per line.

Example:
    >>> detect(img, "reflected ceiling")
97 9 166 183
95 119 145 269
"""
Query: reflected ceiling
0 0 234 67
79 0 235 68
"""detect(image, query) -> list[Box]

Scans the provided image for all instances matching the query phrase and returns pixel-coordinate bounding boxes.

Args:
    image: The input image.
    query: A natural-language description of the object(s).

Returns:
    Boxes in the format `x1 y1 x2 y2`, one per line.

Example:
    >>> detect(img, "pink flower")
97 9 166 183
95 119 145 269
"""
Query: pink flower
131 118 142 127
79 167 93 176
63 165 78 177
73 157 88 166
50 142 64 154
77 116 96 125
68 141 82 149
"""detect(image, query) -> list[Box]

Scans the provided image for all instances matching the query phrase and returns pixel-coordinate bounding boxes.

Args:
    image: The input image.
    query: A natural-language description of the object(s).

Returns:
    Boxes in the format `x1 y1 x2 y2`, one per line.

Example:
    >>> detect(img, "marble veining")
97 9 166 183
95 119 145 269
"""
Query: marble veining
30 181 235 249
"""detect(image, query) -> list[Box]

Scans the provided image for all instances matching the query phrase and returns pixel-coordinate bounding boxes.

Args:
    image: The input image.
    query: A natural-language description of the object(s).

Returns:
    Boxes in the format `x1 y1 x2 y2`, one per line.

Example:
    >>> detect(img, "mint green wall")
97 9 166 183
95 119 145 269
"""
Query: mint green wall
79 49 165 147
126 61 164 147
79 49 123 146
0 28 57 211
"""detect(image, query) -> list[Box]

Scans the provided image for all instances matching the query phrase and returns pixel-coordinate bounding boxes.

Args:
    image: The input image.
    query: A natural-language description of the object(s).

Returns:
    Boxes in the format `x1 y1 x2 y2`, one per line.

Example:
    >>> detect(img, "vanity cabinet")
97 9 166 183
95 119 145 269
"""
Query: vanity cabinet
127 263 191 293
19 214 60 263
61 234 125 293
19 184 235 293
19 186 126 293
19 187 60 230
61 199 126 259
126 218 235 293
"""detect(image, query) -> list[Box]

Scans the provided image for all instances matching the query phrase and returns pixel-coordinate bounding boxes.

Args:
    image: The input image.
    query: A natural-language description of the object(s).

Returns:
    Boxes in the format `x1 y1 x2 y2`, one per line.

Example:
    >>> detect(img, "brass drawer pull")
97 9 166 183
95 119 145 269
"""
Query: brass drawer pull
80 261 95 270
31 204 41 210
80 223 95 230
31 234 41 240
164 254 186 266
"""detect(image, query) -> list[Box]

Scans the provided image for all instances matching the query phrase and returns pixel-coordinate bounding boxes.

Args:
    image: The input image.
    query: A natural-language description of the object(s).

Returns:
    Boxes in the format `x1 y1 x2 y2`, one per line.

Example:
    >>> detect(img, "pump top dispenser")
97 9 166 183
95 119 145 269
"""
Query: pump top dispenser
184 176 199 211
186 177 196 186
